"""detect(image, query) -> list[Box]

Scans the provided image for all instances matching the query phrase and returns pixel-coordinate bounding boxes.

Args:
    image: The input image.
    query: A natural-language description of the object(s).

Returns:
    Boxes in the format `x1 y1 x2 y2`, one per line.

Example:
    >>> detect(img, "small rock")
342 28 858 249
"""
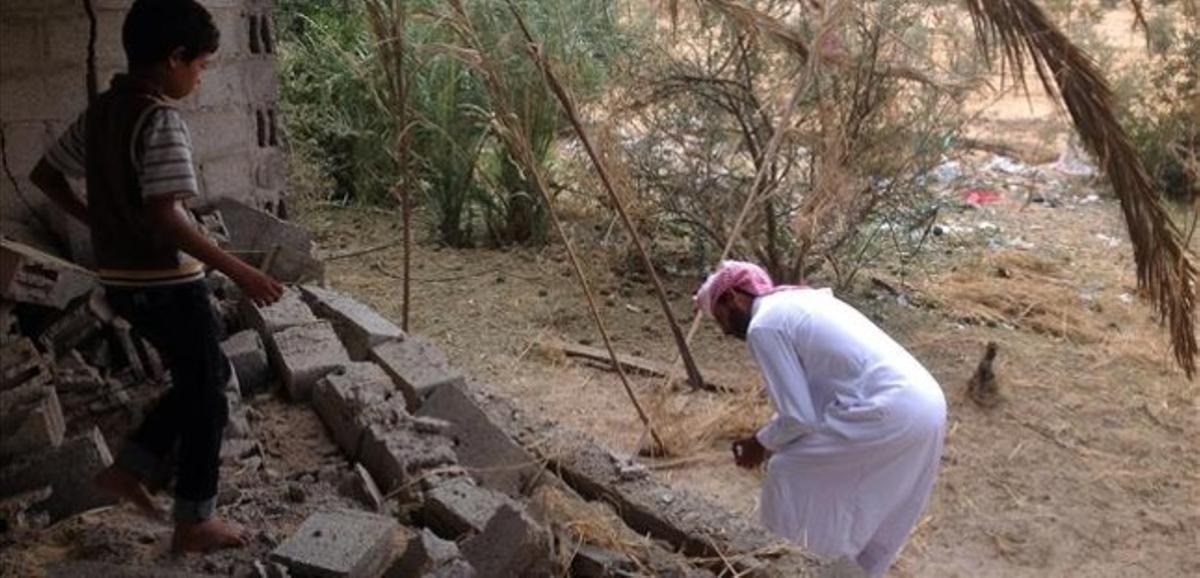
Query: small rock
286 483 307 504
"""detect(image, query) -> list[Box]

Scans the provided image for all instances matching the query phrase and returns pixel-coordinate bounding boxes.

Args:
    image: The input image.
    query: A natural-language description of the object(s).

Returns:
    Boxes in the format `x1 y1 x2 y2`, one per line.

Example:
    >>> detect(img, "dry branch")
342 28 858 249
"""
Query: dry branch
508 4 710 392
965 0 1198 376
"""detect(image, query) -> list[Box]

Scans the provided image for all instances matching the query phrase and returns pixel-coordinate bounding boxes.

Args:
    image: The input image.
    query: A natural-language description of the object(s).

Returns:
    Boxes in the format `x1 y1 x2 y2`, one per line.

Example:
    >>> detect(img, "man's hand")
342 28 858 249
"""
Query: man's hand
731 435 768 469
232 265 283 307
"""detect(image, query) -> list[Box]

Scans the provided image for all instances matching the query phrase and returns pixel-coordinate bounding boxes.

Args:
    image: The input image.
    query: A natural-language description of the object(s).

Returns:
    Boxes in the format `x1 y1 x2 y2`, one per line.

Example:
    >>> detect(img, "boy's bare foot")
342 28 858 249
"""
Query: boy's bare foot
171 518 248 553
95 465 166 521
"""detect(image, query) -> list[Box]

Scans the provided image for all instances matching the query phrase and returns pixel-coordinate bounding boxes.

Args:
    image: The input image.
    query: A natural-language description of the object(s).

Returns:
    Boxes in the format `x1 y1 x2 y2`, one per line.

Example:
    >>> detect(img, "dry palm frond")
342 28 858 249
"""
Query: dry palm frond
697 0 811 61
964 0 1198 377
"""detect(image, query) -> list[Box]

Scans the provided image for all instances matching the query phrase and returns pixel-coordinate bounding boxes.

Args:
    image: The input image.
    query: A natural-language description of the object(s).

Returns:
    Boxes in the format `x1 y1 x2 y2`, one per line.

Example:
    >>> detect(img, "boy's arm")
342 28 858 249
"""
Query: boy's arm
144 198 283 305
30 159 91 226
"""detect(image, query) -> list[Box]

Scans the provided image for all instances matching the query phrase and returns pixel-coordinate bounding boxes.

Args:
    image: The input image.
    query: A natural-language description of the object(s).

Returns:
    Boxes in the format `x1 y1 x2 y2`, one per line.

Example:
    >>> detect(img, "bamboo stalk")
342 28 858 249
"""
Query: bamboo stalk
446 0 665 452
507 3 709 393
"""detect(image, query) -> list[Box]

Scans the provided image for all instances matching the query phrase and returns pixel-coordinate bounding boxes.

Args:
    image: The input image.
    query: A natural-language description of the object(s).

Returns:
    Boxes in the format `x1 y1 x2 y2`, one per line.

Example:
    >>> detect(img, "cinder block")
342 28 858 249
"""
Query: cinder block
389 527 463 577
0 239 96 309
1 337 51 391
0 121 50 179
360 425 456 495
269 321 350 401
270 508 399 578
43 69 89 121
0 384 65 458
194 61 244 108
213 196 313 255
199 153 252 201
0 427 116 522
423 476 519 538
417 383 537 497
241 288 318 336
221 329 270 394
339 462 385 512
253 148 288 189
301 285 404 360
240 59 279 102
370 336 464 410
311 361 406 458
45 16 91 68
186 106 251 159
461 504 552 578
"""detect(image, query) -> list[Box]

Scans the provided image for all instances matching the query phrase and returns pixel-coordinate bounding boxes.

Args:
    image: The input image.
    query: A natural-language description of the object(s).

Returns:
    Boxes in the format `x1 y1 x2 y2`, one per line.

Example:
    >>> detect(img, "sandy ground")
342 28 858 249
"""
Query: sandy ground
294 146 1198 577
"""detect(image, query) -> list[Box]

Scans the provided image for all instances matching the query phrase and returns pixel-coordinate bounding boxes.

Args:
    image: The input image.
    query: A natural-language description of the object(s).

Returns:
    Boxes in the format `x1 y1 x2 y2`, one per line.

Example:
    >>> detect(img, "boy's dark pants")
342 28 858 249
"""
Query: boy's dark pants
106 280 230 523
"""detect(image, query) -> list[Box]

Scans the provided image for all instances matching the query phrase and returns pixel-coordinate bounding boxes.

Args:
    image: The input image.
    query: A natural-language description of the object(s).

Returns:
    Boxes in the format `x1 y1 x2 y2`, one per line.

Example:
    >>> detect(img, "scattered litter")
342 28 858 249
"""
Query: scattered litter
932 160 963 183
977 222 999 232
962 189 1003 207
1079 194 1101 205
1050 140 1098 177
984 155 1032 175
1095 233 1121 248
1119 293 1135 305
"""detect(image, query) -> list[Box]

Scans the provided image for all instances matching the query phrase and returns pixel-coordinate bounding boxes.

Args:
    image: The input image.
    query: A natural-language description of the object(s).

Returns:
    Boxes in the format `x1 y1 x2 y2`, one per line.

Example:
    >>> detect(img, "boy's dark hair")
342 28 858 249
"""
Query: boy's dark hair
123 0 220 69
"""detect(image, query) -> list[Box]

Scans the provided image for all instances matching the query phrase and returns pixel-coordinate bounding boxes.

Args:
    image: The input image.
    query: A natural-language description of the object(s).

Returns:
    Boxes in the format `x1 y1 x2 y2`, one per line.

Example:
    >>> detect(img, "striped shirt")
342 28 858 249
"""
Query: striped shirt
46 107 205 286
47 108 200 200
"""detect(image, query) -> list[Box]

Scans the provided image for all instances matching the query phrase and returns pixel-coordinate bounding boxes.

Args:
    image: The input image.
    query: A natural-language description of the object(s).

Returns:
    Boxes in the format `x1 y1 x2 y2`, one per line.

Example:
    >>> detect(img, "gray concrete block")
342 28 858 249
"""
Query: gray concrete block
241 58 280 102
340 463 385 512
417 383 537 498
241 288 318 336
199 153 252 201
213 196 313 256
311 361 406 458
422 560 477 578
221 329 271 394
570 544 637 577
270 508 399 578
360 425 456 495
1 337 51 391
0 121 50 177
461 504 553 578
0 76 48 122
0 427 116 522
389 528 462 577
270 321 350 402
0 384 65 458
187 106 252 158
423 477 518 538
301 285 404 360
0 239 96 309
0 18 41 75
370 336 464 410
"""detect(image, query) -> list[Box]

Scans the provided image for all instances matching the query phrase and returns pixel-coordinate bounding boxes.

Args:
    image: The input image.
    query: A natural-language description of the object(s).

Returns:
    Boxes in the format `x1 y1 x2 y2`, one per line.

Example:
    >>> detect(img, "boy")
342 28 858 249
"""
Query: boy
30 0 283 552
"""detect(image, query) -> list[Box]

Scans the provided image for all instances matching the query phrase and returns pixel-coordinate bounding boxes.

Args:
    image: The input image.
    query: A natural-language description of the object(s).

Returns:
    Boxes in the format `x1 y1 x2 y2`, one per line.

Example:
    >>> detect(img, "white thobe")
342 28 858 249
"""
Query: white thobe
747 289 946 577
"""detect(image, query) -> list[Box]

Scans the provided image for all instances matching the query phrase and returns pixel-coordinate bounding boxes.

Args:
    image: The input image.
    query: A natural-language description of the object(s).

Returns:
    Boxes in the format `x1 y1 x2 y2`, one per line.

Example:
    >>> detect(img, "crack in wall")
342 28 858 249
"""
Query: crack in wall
83 0 98 100
0 126 63 254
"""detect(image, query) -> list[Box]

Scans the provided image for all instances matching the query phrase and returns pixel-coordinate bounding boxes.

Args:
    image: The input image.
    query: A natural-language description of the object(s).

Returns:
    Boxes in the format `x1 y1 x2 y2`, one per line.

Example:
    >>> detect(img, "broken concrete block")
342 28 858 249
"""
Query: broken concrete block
0 300 17 345
461 504 553 578
389 528 463 577
422 560 476 578
222 329 271 394
300 285 404 360
370 336 464 410
1 337 50 391
263 245 326 285
422 477 518 538
360 425 456 496
242 288 318 336
340 463 385 512
111 318 146 381
213 197 314 256
418 383 537 497
52 350 104 392
311 362 406 459
269 321 350 401
0 385 65 458
0 427 116 522
0 239 95 309
270 508 399 578
37 298 104 356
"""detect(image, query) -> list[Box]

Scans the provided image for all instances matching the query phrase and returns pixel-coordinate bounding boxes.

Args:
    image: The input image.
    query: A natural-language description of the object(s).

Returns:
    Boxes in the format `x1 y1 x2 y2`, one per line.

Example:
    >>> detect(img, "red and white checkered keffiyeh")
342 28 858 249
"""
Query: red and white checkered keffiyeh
693 261 804 317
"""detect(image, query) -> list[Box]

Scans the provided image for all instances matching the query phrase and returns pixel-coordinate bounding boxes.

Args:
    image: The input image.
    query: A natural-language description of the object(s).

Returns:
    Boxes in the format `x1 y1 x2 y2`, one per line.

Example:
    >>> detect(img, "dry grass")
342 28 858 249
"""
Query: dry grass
530 485 655 571
644 385 773 457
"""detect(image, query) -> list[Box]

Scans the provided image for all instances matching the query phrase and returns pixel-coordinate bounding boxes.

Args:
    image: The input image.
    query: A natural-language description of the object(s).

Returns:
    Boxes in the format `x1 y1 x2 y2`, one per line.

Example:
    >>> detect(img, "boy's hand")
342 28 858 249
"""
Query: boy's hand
233 266 284 306
732 435 768 469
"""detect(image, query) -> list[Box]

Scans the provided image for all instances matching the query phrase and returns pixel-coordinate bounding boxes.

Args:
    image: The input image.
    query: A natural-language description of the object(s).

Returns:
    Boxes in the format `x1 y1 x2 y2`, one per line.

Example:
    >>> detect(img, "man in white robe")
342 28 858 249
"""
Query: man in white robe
695 261 947 577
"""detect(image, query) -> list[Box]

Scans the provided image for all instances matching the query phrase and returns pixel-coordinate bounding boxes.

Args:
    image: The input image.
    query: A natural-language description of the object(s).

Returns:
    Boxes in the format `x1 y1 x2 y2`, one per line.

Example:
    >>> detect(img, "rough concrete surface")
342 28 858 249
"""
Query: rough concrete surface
221 329 271 394
0 239 96 309
301 285 404 360
417 382 537 498
269 321 350 401
242 288 318 336
460 504 553 578
0 384 65 458
311 361 406 459
369 336 463 410
0 426 116 522
270 508 399 578
359 425 457 496
422 476 518 538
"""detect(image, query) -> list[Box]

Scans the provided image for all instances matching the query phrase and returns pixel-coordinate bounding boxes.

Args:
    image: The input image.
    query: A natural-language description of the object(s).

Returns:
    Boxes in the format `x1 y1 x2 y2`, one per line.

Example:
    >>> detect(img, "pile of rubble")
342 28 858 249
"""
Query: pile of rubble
1 199 855 577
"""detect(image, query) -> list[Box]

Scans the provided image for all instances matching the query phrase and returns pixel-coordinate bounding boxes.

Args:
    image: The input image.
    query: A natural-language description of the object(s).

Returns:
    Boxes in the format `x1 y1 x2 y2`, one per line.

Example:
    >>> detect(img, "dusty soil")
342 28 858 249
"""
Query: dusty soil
294 146 1198 577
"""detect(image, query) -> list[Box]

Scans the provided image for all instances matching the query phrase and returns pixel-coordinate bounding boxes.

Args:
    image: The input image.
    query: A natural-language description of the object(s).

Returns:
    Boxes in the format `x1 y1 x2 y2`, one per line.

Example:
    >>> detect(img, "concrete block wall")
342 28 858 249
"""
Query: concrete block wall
0 0 288 259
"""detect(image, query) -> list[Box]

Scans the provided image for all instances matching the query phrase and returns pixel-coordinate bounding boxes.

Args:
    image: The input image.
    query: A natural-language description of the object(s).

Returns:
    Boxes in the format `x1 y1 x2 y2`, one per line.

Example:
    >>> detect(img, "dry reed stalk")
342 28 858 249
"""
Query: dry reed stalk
964 0 1198 376
508 3 709 392
442 0 665 452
